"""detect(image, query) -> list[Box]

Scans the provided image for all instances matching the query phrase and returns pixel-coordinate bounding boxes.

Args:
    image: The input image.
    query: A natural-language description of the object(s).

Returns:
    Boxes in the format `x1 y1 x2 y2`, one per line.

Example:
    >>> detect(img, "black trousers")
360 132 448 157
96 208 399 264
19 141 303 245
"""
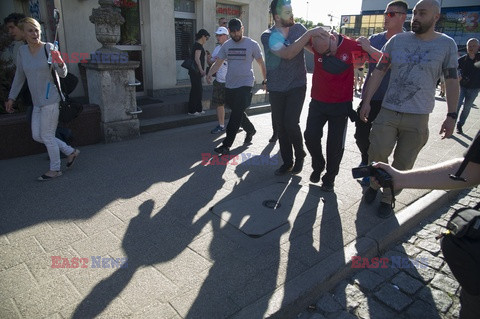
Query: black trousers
188 71 203 113
304 99 350 185
269 85 307 166
354 100 382 164
222 86 255 148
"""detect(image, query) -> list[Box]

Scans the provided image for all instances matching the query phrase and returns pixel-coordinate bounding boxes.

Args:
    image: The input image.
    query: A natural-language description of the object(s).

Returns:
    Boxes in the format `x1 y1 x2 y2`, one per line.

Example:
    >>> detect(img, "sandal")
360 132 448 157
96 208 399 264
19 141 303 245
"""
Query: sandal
66 149 80 168
38 171 62 181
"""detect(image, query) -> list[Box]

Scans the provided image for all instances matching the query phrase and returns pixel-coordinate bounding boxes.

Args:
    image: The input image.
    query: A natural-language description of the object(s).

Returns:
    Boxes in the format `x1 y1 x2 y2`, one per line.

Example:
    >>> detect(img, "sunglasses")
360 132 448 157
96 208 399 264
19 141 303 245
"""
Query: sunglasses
384 11 406 18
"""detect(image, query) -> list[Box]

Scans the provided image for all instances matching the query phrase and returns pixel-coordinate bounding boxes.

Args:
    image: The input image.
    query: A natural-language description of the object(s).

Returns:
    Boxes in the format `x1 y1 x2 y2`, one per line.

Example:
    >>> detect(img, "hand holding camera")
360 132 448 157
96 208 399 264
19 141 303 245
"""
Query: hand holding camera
352 163 393 189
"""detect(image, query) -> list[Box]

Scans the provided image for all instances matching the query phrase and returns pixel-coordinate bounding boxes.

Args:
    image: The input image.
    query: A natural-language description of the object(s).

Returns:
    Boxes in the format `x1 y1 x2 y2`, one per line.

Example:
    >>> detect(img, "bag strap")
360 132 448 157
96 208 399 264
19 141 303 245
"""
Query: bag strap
43 44 65 101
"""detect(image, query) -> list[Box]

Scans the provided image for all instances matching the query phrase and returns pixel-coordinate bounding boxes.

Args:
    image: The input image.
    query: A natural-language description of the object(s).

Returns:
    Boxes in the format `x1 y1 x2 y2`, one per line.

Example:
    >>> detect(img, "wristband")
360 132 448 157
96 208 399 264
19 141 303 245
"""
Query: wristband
446 112 457 120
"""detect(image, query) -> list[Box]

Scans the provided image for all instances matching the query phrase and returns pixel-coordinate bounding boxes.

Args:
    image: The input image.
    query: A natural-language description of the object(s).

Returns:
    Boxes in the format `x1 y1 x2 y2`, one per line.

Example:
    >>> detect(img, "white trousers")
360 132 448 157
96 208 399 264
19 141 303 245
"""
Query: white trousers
31 103 74 171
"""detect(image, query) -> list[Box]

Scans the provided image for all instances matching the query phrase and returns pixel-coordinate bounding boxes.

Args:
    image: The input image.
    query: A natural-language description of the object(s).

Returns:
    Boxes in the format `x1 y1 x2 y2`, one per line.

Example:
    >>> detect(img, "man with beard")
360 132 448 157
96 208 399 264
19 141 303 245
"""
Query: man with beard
206 18 267 155
359 0 459 218
261 0 328 176
354 0 407 186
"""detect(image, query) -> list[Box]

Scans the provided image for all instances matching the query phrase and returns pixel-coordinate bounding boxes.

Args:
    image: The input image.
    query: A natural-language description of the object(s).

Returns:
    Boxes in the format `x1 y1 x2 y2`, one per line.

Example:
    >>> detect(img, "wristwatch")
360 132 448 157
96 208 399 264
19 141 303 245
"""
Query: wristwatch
446 112 457 120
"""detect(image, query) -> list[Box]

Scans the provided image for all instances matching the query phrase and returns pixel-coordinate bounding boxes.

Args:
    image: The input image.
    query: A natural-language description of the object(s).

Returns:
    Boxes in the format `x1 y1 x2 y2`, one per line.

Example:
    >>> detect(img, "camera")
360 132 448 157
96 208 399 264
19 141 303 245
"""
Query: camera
352 164 393 188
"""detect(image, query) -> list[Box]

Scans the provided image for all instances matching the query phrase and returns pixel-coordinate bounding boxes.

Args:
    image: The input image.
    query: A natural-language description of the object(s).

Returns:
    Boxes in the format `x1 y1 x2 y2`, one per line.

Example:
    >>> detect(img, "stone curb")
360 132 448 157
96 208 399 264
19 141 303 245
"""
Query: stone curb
233 188 463 318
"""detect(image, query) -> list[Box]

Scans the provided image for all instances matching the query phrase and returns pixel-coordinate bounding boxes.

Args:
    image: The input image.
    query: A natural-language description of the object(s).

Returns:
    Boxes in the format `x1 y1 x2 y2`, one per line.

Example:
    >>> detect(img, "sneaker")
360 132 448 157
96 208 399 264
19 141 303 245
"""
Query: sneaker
456 125 463 134
188 112 197 116
199 110 205 114
211 125 226 134
310 170 321 183
244 129 257 145
363 187 378 204
214 145 230 155
291 158 304 174
269 134 278 143
320 182 334 192
274 164 293 176
377 202 393 219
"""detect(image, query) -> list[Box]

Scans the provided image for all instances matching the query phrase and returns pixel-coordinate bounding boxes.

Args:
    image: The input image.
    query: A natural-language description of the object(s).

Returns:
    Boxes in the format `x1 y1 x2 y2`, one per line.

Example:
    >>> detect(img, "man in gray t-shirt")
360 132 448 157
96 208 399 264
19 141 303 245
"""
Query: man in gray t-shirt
359 0 459 218
261 0 328 176
207 18 267 155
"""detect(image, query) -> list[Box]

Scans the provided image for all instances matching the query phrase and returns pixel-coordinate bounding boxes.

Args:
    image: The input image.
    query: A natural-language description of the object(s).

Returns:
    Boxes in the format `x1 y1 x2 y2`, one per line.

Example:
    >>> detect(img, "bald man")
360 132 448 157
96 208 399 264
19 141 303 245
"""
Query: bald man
359 0 460 218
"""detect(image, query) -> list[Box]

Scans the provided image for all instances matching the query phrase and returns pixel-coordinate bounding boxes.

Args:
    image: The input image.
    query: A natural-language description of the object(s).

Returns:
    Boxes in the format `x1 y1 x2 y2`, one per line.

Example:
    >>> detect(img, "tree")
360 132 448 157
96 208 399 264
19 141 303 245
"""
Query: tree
294 17 325 29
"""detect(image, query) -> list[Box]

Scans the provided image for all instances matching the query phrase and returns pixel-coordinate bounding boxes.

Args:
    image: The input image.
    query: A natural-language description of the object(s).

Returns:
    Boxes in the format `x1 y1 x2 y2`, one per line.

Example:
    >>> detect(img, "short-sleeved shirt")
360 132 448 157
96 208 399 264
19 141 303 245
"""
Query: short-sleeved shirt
458 53 480 89
382 32 458 114
311 35 365 103
217 36 263 89
192 42 205 71
211 44 227 83
261 23 307 92
362 31 393 102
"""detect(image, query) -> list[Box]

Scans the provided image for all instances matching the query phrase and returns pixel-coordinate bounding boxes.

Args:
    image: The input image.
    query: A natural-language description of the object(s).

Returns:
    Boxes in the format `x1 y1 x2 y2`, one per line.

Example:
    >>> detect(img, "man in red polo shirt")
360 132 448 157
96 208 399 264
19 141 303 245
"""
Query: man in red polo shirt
304 33 380 191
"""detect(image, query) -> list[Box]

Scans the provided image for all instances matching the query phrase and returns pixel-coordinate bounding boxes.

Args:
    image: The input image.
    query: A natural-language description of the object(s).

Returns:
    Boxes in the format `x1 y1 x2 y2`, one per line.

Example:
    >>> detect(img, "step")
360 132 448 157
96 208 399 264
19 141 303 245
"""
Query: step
140 103 271 133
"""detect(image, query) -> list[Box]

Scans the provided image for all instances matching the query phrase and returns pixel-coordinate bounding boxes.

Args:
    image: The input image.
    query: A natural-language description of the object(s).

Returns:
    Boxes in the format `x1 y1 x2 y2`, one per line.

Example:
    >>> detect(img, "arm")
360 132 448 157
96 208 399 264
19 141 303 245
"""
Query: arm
194 49 205 76
6 50 26 113
272 27 329 60
48 43 67 77
206 58 225 84
358 56 390 122
255 56 267 89
356 37 382 65
373 159 480 190
439 68 460 139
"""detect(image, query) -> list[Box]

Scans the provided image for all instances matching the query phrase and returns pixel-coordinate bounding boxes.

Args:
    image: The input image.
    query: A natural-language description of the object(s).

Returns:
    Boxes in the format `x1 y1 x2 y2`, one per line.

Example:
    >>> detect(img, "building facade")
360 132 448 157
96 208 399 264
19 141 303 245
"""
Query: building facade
1 0 270 98
340 0 480 51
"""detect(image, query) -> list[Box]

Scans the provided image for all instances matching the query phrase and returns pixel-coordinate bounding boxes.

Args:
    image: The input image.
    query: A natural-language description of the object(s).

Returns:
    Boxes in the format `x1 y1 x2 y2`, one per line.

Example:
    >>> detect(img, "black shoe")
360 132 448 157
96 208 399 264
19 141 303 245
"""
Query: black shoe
244 130 256 145
274 164 293 176
310 170 321 183
377 202 393 218
456 125 463 134
291 158 304 174
269 134 278 143
214 145 230 155
320 182 334 192
364 187 378 204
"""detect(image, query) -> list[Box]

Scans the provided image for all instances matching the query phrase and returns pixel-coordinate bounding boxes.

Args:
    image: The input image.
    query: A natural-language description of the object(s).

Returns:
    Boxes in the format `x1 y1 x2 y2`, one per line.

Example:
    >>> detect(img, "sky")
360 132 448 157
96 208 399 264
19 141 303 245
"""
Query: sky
291 0 363 27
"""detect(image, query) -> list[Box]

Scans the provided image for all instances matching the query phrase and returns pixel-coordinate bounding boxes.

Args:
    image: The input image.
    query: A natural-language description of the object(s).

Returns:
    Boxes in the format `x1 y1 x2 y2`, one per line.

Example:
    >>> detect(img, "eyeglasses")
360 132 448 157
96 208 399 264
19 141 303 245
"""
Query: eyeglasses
384 11 406 18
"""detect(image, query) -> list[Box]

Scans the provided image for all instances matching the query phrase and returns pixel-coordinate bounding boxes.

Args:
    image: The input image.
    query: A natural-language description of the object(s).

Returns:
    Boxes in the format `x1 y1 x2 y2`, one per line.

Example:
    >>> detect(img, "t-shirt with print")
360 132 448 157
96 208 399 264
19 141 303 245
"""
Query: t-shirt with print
382 32 458 114
211 44 228 83
261 23 307 92
311 35 366 103
217 36 263 89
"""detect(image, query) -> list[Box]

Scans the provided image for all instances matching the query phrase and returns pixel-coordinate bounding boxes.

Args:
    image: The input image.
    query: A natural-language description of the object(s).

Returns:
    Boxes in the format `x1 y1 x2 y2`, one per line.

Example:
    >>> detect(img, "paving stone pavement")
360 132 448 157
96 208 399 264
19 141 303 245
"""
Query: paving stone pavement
298 186 480 319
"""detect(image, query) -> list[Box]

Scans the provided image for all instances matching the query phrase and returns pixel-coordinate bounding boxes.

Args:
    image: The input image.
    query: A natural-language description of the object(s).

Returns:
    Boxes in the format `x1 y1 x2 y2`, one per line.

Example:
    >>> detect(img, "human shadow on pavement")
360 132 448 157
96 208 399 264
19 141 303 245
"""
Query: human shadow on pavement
69 139 233 317
185 144 297 318
281 184 345 313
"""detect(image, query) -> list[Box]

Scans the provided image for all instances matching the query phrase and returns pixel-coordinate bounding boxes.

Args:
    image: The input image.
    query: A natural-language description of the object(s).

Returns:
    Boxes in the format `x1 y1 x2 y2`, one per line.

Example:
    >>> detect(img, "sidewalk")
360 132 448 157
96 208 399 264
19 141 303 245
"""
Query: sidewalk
0 77 478 318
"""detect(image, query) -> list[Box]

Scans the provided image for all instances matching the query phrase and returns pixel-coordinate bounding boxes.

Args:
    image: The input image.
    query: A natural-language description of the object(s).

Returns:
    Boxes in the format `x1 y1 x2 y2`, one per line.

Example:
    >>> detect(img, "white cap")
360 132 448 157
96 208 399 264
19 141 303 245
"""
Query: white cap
215 27 229 35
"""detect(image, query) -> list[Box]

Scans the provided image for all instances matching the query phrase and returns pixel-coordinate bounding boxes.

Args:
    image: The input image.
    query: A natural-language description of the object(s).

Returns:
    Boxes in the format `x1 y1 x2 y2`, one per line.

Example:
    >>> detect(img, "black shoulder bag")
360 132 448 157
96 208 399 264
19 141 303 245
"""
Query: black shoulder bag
43 45 83 123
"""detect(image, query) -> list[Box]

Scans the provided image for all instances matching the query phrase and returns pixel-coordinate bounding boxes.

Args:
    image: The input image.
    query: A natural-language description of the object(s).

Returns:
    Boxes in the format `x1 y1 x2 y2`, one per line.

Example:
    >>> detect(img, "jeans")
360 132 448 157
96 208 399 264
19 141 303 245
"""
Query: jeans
32 103 75 171
456 86 480 127
269 86 307 166
188 71 203 113
222 86 255 148
304 99 350 185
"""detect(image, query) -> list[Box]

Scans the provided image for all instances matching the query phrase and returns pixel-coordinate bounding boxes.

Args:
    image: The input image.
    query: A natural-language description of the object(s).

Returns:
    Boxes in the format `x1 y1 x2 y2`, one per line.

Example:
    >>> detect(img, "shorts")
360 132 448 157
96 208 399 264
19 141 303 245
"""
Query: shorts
211 80 226 107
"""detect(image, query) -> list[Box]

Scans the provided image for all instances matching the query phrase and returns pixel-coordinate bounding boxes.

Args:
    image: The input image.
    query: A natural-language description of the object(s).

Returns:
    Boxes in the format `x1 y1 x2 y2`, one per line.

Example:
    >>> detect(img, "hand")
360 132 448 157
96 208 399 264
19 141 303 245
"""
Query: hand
439 116 455 139
356 36 371 51
359 102 371 123
200 70 206 77
206 75 212 84
5 99 14 113
372 162 400 189
51 50 62 63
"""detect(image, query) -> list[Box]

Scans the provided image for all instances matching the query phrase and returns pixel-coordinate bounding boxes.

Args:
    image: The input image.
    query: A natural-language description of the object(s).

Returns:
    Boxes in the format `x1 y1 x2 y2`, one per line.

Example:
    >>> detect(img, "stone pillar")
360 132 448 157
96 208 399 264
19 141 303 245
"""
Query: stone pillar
83 61 140 143
85 0 141 143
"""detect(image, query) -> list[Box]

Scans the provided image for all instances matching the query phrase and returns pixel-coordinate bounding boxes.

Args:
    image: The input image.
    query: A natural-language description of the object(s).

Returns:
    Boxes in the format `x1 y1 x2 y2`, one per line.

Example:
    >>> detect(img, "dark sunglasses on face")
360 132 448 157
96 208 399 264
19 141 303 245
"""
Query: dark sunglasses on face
384 11 405 18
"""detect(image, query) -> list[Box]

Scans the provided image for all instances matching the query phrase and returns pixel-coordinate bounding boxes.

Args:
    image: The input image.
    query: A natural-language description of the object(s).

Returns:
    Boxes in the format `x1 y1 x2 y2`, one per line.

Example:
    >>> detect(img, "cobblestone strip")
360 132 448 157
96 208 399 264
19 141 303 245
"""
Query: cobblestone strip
297 186 480 319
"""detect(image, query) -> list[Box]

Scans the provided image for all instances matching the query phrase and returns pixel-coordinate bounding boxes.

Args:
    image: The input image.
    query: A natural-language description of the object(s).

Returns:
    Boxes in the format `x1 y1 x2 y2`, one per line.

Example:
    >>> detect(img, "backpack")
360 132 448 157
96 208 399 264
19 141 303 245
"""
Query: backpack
440 202 480 296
